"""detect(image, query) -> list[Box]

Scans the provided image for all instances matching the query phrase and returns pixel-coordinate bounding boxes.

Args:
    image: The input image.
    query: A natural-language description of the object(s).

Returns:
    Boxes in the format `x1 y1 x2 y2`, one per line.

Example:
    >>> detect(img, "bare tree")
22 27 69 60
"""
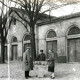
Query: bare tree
0 0 13 63
0 0 79 66
7 0 80 69
9 0 56 69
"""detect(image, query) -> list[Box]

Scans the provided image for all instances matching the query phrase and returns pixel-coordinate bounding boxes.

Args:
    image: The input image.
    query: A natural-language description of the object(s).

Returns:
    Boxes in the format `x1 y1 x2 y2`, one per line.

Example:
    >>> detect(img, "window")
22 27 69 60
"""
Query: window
68 27 80 35
24 35 30 41
12 37 17 42
47 30 56 38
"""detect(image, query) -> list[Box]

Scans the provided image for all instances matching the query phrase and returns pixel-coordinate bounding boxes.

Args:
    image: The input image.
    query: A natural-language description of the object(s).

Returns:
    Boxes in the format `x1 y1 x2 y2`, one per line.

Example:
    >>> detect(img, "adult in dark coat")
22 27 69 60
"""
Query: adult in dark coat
48 50 55 79
22 49 31 79
36 50 46 61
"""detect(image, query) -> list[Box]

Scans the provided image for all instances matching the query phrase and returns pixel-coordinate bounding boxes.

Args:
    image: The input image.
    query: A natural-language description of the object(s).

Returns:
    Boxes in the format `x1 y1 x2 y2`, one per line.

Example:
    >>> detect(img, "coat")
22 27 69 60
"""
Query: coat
22 49 31 71
36 53 46 61
48 52 55 72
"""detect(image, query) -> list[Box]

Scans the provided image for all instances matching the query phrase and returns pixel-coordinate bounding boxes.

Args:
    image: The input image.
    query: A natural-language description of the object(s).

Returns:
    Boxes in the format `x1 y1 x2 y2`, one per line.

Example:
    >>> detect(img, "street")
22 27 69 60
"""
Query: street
0 62 80 80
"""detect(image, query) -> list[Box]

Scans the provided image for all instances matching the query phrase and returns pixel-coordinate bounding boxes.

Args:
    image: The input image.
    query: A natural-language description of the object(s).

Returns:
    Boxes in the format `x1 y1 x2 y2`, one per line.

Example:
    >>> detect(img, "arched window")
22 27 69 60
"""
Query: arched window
46 30 57 61
47 30 56 38
24 35 30 41
11 36 18 60
68 27 80 35
12 36 17 42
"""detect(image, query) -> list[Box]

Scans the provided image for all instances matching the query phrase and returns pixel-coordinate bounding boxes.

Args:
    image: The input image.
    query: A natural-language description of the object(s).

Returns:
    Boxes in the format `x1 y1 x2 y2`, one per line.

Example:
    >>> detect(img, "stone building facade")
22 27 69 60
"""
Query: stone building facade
1 12 80 63
37 12 80 62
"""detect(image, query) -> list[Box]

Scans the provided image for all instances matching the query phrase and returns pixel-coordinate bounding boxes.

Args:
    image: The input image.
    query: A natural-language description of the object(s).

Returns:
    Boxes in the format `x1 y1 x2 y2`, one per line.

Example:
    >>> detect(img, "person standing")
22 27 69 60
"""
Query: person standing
48 50 55 79
22 49 31 79
35 50 46 61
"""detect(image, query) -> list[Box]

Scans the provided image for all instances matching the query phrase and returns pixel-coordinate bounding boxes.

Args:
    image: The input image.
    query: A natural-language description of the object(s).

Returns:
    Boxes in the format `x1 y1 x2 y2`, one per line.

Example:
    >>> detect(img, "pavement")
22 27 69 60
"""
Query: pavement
0 62 80 80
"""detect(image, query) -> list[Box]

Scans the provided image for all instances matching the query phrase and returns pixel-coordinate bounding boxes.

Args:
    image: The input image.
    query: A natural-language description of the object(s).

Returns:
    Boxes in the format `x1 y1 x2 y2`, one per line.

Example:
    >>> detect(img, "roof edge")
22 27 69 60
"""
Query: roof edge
37 12 80 26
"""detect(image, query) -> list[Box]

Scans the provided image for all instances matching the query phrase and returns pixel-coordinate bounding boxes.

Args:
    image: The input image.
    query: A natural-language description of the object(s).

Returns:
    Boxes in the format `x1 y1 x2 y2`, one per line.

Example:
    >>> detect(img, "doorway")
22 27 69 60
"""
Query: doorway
46 40 57 62
12 45 18 60
11 36 18 61
68 38 80 62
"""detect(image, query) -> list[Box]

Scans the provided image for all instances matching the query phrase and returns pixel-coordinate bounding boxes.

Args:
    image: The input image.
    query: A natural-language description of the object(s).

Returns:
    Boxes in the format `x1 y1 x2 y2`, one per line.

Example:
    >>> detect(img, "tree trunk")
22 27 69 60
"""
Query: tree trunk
1 30 5 63
30 23 36 70
1 40 5 63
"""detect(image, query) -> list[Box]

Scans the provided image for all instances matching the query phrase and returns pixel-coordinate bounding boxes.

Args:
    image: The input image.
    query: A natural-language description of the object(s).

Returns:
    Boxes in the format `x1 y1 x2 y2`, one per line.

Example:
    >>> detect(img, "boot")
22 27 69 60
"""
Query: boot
51 72 55 79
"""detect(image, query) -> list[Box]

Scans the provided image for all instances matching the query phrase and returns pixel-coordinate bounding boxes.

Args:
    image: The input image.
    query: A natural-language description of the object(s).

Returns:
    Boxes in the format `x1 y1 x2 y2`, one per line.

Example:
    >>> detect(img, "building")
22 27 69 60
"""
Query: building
37 12 80 63
1 12 80 63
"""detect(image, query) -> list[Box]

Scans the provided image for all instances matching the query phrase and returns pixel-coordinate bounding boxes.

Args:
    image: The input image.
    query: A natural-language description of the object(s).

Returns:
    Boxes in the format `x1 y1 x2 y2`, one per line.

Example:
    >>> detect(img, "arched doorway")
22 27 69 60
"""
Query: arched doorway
67 26 80 62
46 30 57 62
11 36 18 60
23 34 31 52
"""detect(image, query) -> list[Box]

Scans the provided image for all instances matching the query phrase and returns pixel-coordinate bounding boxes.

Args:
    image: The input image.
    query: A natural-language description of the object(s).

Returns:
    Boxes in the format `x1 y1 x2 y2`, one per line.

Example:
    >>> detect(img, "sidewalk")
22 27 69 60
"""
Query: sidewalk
0 62 80 80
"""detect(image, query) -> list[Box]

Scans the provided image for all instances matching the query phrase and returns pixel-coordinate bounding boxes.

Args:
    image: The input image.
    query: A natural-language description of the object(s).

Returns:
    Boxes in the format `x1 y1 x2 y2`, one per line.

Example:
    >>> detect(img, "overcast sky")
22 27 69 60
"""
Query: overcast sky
0 1 80 17
49 2 80 17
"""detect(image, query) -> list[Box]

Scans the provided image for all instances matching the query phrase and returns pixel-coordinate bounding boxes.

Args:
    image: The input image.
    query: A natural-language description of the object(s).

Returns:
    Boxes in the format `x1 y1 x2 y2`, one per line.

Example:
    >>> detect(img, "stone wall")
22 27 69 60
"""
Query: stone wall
6 21 29 61
1 14 80 62
37 17 80 63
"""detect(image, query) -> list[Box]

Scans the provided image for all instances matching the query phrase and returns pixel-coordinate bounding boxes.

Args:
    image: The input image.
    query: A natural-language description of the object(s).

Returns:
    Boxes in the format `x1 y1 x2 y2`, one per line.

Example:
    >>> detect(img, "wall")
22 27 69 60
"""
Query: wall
1 14 80 62
37 17 80 63
6 21 29 61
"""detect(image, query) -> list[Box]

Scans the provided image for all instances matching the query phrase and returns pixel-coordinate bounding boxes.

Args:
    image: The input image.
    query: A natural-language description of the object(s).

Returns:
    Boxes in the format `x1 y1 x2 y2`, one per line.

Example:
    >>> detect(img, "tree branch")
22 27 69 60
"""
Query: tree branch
12 8 30 26
9 0 24 7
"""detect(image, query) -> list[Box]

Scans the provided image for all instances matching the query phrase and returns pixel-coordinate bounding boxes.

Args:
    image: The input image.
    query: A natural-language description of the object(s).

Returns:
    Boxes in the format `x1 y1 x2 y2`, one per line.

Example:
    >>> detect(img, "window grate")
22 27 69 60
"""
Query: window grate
47 30 56 38
68 27 80 35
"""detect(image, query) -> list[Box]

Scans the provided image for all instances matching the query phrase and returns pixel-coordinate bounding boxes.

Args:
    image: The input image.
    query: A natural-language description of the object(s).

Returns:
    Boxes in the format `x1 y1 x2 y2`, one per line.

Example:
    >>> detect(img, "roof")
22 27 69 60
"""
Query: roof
38 13 56 20
37 12 80 26
11 7 80 26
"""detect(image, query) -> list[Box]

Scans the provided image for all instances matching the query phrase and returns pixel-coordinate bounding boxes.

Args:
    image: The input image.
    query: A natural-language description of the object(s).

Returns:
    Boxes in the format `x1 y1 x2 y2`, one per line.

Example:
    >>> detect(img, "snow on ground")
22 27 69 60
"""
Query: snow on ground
0 62 80 80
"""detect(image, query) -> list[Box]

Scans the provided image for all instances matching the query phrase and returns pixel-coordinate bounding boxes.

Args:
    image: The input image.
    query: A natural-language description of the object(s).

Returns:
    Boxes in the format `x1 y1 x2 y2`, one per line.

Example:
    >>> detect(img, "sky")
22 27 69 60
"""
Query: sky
48 2 80 17
0 0 80 17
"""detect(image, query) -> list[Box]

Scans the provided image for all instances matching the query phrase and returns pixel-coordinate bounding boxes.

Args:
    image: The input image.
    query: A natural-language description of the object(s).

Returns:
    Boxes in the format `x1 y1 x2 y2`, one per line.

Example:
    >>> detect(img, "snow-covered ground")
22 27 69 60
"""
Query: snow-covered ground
0 62 80 80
